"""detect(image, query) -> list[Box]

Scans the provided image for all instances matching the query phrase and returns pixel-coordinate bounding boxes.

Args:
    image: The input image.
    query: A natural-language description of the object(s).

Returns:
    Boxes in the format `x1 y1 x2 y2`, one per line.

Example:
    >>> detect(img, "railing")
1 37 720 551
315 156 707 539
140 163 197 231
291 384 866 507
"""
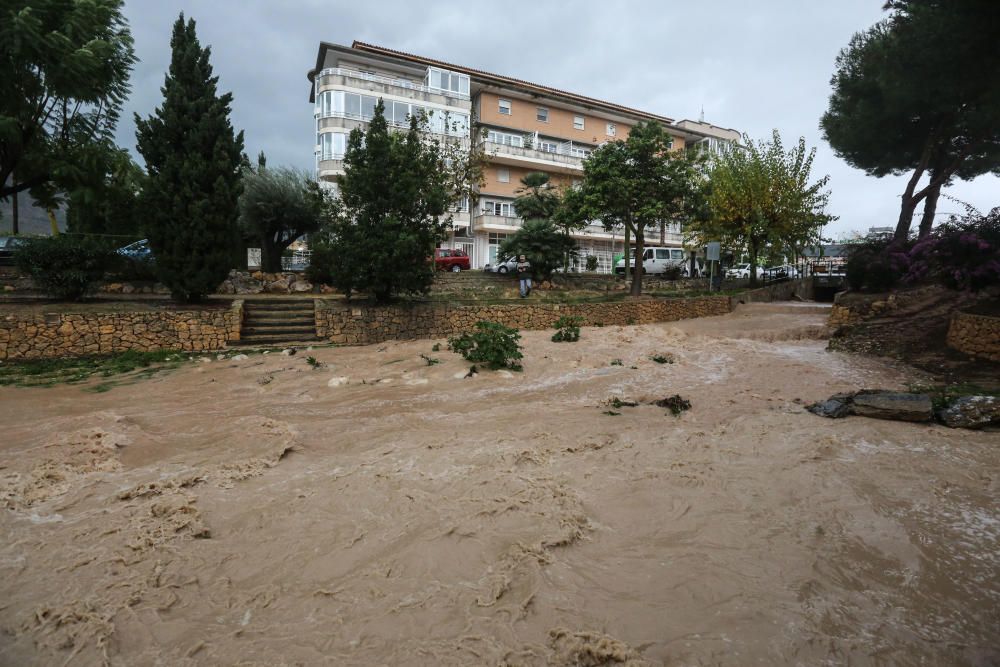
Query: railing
315 67 470 100
316 110 470 138
481 139 587 166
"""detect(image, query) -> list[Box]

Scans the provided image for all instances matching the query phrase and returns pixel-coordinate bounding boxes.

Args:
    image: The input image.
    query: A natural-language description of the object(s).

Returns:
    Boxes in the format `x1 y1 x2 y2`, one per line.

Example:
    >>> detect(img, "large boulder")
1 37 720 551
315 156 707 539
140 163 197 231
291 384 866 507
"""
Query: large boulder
807 390 933 422
850 390 933 422
940 396 1000 429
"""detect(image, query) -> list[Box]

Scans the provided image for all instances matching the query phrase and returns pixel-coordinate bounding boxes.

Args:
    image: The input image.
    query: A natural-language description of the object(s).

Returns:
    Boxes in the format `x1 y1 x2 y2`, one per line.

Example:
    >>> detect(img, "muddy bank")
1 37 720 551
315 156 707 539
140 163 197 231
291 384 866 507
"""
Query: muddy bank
0 303 997 665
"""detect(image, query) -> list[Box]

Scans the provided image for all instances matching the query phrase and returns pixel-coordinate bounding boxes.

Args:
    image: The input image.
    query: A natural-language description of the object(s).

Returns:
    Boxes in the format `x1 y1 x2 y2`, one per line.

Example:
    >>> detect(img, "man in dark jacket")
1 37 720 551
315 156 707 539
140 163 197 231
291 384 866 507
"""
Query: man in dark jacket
517 255 532 298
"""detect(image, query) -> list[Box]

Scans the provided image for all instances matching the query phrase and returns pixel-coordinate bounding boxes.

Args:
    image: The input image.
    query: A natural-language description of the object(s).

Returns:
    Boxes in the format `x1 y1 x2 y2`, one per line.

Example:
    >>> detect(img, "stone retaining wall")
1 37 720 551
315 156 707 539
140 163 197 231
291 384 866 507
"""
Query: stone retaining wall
947 311 1000 362
736 278 813 304
0 301 243 360
315 296 731 346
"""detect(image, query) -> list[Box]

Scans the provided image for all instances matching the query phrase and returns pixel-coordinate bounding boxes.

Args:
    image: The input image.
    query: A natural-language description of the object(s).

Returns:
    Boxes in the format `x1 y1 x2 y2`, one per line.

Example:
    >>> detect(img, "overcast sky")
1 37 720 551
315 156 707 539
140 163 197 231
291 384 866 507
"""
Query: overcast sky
115 0 999 239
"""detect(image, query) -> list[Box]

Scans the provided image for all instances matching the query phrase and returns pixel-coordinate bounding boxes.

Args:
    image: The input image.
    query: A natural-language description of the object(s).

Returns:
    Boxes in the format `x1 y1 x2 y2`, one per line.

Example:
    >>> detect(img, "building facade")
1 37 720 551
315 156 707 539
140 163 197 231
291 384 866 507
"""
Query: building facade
308 41 740 271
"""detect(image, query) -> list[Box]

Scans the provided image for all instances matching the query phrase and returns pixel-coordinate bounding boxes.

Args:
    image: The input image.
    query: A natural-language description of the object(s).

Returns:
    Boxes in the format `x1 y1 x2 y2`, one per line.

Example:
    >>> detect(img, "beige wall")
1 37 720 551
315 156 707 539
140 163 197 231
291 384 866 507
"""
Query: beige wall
480 164 576 198
478 92 632 144
477 92 684 149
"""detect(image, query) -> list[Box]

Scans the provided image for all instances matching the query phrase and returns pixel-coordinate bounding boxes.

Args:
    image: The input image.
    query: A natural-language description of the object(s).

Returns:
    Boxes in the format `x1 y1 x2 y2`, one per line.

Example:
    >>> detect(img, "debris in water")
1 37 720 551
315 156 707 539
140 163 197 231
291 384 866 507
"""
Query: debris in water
654 395 691 416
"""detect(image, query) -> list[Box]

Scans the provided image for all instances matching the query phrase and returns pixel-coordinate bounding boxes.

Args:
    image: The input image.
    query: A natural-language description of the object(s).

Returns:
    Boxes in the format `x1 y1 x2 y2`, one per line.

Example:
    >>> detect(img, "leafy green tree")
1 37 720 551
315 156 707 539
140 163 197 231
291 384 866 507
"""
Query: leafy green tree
821 1 1000 240
513 171 560 220
577 121 704 296
238 157 322 273
66 147 144 238
134 14 244 302
311 100 453 301
0 0 136 233
687 131 833 287
498 218 576 281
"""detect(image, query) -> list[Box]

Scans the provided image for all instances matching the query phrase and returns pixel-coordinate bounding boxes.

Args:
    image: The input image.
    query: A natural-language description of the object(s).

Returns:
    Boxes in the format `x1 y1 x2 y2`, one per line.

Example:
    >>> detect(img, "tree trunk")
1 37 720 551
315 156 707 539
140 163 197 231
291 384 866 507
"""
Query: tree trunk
11 185 18 236
623 224 630 282
748 240 759 289
259 240 284 273
659 220 665 245
630 228 644 297
917 184 940 238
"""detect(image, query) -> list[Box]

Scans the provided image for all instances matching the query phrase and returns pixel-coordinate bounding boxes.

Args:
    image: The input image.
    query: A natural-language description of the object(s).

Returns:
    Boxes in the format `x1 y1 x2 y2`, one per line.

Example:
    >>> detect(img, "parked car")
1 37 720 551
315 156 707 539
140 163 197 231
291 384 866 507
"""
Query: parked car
485 256 518 274
0 236 26 266
614 247 686 275
434 248 470 272
762 265 788 281
117 239 153 262
724 263 763 279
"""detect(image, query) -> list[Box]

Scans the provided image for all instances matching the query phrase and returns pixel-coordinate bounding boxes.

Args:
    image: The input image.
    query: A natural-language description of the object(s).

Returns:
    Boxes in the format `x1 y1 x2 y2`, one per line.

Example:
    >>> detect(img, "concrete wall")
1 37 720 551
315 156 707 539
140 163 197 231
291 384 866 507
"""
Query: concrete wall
0 301 243 360
315 295 731 345
947 311 1000 362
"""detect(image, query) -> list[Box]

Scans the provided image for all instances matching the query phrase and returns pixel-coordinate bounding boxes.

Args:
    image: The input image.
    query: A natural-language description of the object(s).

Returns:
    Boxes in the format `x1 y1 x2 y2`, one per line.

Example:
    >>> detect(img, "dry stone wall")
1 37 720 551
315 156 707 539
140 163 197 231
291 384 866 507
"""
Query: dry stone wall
947 311 1000 362
315 296 731 345
0 301 243 360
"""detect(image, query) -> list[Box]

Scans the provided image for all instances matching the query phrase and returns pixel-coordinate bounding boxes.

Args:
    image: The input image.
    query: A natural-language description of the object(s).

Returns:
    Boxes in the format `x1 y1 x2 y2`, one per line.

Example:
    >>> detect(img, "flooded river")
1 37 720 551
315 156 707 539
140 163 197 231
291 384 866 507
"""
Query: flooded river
1 303 997 665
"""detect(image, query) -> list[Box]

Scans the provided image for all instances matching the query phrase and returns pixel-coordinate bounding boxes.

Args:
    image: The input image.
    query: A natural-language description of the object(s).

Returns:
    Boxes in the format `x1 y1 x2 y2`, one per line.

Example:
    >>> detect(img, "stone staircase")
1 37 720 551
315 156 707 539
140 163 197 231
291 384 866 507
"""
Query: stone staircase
237 298 319 346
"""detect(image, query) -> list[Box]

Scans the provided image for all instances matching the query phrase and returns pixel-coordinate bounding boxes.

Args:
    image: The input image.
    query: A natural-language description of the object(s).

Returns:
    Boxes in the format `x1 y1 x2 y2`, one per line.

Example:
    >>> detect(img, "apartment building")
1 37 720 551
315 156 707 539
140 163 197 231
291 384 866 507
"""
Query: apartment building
308 41 740 272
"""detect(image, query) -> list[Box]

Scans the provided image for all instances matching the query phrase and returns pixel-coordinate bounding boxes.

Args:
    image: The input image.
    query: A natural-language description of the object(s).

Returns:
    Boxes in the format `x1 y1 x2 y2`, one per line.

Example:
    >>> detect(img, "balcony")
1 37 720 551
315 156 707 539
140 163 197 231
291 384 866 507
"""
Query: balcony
481 139 586 174
473 213 522 231
315 67 470 106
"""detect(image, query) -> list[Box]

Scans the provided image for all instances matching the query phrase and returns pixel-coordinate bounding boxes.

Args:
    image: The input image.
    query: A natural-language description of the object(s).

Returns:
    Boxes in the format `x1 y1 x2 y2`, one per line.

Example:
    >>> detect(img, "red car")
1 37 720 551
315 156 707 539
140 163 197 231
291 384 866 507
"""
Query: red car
434 248 470 272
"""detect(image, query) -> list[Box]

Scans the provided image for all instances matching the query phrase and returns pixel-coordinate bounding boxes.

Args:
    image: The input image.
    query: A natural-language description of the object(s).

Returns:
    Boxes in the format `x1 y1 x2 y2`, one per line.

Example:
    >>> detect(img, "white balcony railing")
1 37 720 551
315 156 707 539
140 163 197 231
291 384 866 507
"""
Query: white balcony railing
315 67 471 100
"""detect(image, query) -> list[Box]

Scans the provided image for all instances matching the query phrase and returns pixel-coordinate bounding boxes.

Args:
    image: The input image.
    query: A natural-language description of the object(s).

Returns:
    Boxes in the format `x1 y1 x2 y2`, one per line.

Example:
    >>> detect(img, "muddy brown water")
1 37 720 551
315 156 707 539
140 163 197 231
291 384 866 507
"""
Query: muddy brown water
1 303 997 666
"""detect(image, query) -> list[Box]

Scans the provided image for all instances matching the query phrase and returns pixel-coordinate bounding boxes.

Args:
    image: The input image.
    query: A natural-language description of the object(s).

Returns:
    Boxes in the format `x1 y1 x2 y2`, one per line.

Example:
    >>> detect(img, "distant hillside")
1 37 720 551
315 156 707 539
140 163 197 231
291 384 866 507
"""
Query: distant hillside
0 191 67 236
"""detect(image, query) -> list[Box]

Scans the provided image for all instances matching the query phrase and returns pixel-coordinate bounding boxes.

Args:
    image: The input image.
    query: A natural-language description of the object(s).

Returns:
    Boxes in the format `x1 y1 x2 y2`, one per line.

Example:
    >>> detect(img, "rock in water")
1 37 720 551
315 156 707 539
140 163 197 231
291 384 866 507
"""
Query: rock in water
851 390 933 422
940 396 1000 429
807 395 852 419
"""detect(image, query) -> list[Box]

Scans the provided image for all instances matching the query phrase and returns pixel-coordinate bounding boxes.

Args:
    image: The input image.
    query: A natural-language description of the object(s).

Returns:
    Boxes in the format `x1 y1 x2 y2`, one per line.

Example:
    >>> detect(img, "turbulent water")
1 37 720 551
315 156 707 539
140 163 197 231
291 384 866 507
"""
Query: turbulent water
1 303 997 666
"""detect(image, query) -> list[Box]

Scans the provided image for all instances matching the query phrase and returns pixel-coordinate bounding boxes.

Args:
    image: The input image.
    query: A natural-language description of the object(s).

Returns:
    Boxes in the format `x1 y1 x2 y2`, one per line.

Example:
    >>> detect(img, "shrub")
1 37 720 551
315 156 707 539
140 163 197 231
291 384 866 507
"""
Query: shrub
14 235 116 300
551 315 582 342
498 219 577 281
845 237 908 292
662 265 683 281
585 255 599 272
448 321 523 370
905 207 1000 291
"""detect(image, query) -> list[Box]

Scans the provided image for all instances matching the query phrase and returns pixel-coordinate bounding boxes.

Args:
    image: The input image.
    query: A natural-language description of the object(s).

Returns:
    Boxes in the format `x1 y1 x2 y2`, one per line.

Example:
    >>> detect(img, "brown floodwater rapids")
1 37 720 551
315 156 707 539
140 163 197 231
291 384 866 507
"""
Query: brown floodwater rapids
0 302 997 666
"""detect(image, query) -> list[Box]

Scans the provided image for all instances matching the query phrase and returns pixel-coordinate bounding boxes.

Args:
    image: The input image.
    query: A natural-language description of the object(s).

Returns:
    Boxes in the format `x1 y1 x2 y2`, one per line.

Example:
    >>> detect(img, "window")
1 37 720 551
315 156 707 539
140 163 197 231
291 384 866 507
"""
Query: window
574 115 585 130
454 196 469 212
360 95 376 120
671 249 685 260
345 93 361 119
606 123 616 137
538 140 558 154
499 98 511 115
483 201 515 217
319 132 347 160
655 249 670 260
427 68 470 96
537 107 548 122
487 130 523 147
497 168 510 183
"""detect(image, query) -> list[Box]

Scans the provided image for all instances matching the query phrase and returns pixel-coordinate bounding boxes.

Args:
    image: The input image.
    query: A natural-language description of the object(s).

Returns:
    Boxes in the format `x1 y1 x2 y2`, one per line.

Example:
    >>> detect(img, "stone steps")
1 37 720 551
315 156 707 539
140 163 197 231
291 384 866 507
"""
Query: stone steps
240 299 319 345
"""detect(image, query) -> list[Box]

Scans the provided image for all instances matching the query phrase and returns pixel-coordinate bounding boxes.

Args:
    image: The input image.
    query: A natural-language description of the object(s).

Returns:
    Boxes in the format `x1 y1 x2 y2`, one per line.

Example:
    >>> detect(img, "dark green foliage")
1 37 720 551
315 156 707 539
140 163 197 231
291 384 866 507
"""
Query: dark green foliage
585 255 599 272
431 343 441 352
654 394 692 416
610 358 623 366
420 354 440 366
498 219 577 281
134 14 244 302
14 235 116 300
448 321 523 370
607 397 638 409
551 315 582 342
0 0 136 223
306 356 320 368
650 353 675 364
309 101 454 301
66 148 145 237
238 160 323 273
662 265 683 281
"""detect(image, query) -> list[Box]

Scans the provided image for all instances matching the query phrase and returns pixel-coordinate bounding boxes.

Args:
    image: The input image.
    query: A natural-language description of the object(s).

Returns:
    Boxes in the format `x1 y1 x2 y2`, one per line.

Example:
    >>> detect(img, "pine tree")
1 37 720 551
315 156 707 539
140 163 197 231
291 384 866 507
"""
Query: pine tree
135 14 244 302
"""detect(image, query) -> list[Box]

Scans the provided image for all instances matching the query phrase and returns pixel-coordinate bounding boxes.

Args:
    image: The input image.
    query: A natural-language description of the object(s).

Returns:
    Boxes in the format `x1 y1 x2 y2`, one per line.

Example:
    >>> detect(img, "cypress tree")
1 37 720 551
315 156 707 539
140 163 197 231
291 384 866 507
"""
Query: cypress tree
135 13 244 301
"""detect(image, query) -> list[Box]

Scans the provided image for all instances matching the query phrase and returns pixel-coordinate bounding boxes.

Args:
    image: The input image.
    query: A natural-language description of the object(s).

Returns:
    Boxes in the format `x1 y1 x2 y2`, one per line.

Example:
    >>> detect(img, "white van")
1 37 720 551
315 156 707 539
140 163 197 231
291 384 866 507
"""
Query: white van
614 247 687 275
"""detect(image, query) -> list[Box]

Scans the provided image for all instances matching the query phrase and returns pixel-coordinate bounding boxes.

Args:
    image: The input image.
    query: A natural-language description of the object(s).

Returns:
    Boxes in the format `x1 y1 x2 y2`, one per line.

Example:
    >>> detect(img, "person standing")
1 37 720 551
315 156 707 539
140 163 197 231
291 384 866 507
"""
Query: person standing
517 254 532 298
